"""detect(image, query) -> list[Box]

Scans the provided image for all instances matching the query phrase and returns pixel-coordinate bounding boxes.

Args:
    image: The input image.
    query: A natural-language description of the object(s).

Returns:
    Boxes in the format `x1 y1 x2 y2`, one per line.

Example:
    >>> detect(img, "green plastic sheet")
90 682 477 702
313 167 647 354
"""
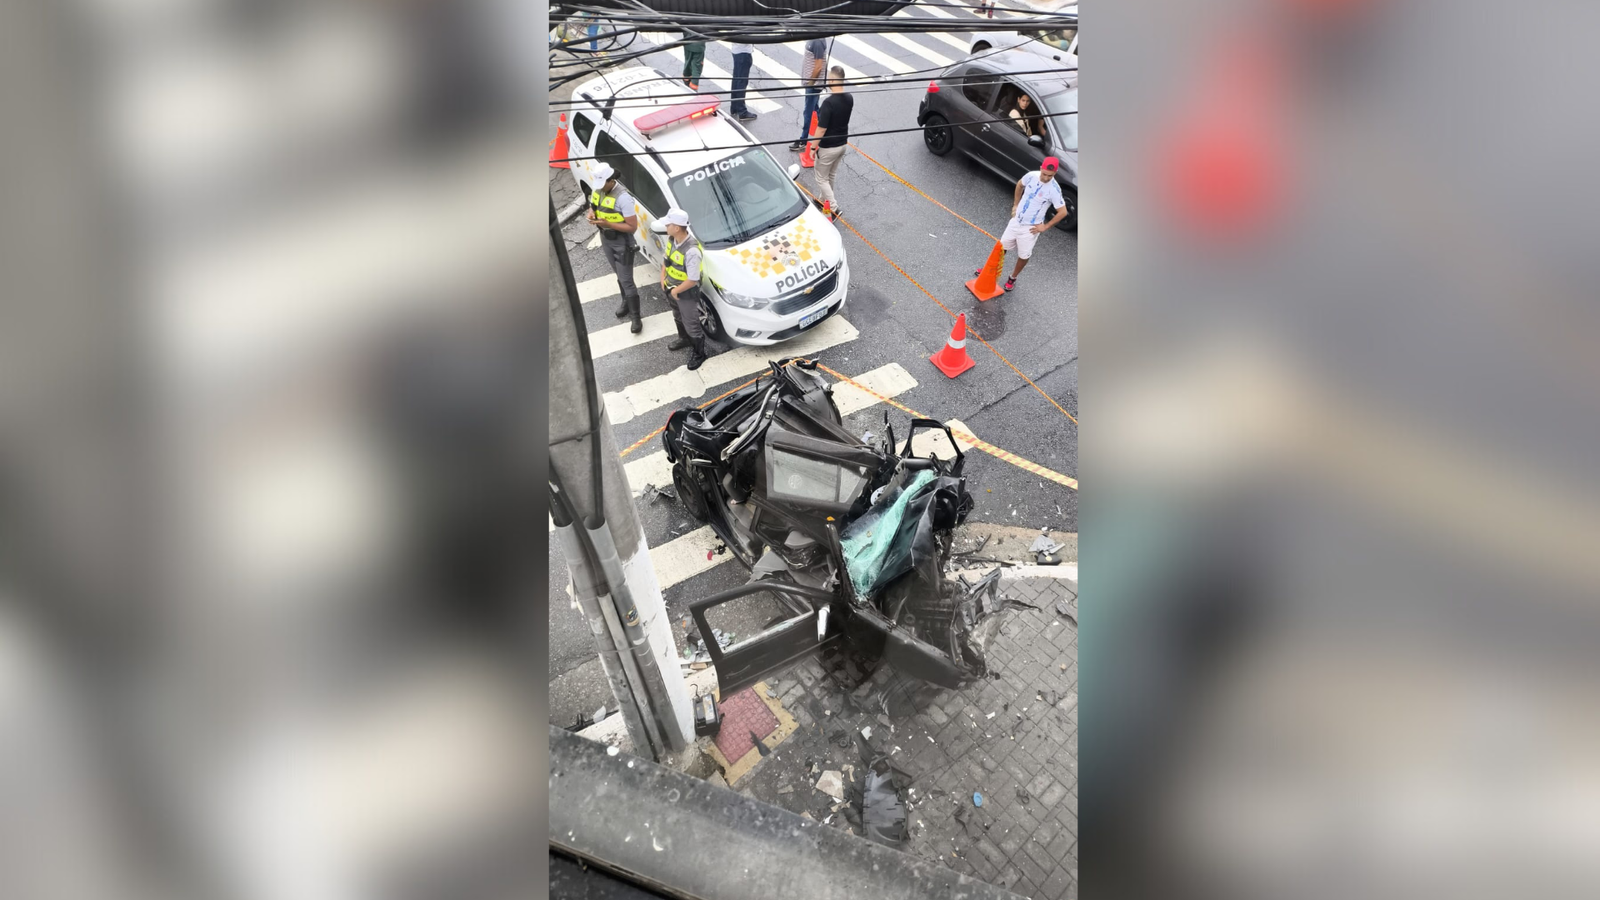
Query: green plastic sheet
840 469 937 599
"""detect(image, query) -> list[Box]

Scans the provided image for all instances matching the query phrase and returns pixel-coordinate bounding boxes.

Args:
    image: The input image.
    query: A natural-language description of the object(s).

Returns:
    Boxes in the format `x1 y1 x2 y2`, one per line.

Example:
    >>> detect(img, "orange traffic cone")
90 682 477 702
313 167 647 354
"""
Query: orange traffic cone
966 241 1005 301
550 114 572 169
799 112 819 168
930 314 976 379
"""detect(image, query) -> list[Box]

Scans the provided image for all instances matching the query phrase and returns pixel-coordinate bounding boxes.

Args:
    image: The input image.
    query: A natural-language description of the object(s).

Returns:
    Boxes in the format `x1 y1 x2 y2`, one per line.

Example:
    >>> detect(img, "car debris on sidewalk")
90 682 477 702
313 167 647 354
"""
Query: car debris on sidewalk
1030 528 1066 565
638 482 676 503
862 761 909 848
663 358 1046 695
816 769 845 801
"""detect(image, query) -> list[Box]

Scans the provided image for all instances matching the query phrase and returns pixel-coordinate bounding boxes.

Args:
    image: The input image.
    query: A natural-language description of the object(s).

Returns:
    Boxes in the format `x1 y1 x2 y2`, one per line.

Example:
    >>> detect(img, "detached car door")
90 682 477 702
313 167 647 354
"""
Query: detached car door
689 430 881 696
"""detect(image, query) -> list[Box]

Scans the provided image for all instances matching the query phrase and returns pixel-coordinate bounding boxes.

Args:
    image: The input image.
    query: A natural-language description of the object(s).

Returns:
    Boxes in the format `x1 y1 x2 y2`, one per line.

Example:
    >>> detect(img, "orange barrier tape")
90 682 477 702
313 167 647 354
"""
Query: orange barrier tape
615 365 791 459
812 362 1078 491
824 207 1079 426
612 359 1076 491
847 143 997 241
819 147 1076 425
613 165 1073 470
618 427 664 459
945 427 1078 491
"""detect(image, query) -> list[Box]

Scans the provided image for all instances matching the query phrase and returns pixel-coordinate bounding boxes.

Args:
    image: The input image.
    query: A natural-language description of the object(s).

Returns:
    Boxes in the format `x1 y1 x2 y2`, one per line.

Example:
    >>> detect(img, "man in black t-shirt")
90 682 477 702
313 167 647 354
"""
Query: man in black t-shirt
811 66 853 219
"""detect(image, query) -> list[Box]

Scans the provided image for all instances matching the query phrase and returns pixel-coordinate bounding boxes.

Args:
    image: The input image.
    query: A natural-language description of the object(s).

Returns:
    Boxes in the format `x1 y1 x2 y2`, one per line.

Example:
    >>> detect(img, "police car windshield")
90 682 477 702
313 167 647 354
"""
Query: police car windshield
672 148 808 248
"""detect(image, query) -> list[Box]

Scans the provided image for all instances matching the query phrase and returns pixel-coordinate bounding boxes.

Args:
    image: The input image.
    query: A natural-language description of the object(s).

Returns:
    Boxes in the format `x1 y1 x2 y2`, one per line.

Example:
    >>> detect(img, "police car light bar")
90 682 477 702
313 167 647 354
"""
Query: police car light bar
634 99 720 136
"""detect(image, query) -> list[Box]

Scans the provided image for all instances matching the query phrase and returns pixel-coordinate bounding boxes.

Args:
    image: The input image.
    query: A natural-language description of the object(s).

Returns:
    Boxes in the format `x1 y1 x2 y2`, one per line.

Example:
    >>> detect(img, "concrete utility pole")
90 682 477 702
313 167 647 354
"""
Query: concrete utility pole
548 198 692 759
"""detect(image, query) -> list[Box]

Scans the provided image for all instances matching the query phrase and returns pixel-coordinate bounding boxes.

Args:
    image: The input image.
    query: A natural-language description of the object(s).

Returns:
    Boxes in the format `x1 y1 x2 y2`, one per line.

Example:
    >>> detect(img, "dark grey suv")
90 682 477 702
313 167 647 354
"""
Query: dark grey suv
916 49 1078 231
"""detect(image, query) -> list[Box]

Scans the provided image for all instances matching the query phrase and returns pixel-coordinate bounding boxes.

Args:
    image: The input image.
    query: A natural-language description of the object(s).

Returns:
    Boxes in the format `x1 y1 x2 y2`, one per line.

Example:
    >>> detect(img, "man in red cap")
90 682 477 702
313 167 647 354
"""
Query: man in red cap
991 157 1072 292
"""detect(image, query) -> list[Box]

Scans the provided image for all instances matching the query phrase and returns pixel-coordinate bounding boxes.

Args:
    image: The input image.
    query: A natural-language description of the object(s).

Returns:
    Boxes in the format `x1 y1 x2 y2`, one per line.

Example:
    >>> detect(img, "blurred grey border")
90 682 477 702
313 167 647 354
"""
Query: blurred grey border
1087 1 1600 900
1 1 551 898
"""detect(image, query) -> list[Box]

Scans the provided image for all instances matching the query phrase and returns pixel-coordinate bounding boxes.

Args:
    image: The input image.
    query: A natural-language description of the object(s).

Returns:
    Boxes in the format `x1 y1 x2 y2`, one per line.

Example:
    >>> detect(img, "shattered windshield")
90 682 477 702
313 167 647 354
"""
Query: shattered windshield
672 148 809 249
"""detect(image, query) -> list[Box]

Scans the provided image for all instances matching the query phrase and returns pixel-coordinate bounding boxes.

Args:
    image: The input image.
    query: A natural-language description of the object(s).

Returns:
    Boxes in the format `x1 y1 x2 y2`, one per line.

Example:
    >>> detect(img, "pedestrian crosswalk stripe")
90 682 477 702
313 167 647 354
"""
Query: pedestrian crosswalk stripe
832 34 915 75
829 361 919 417
909 417 966 460
623 450 675 499
748 47 803 93
577 264 658 304
603 315 859 426
623 361 919 496
761 41 869 87
650 524 725 590
587 311 679 359
700 61 783 114
646 36 784 113
891 10 975 53
879 31 956 69
913 3 960 20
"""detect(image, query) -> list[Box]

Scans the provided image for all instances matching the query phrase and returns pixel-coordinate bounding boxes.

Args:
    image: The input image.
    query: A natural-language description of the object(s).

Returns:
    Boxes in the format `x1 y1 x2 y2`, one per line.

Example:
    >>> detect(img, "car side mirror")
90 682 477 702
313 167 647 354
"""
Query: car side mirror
788 163 802 180
1027 134 1045 148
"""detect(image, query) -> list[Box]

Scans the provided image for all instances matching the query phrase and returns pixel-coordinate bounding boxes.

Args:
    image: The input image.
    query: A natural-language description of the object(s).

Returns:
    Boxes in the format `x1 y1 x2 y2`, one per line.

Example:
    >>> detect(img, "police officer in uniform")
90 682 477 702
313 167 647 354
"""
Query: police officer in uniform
585 162 643 333
653 208 710 371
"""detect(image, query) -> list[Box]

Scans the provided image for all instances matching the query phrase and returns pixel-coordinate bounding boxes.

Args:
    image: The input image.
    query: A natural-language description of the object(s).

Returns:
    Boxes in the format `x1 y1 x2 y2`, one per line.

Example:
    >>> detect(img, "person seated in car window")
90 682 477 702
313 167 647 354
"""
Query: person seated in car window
1008 93 1046 143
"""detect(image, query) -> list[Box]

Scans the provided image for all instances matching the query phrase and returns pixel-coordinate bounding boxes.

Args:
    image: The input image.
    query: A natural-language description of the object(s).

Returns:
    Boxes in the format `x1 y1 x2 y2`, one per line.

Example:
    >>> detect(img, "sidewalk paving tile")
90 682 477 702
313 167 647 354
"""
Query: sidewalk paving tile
693 576 1078 898
1014 853 1050 891
1042 866 1074 899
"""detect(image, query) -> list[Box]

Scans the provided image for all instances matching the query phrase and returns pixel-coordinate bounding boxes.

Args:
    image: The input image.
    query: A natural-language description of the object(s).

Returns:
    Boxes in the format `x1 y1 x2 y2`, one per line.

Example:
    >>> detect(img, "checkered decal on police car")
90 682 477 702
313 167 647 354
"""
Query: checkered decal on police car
729 220 824 278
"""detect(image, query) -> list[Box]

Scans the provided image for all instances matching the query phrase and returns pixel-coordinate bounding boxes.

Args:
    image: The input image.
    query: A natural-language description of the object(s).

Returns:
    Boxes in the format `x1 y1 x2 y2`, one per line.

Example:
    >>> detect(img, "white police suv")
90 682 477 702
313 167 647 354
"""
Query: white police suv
565 67 850 346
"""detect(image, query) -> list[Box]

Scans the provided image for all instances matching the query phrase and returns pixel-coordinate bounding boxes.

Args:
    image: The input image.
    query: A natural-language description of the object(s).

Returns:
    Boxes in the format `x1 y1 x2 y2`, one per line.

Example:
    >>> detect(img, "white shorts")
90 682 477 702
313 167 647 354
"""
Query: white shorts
1000 218 1041 260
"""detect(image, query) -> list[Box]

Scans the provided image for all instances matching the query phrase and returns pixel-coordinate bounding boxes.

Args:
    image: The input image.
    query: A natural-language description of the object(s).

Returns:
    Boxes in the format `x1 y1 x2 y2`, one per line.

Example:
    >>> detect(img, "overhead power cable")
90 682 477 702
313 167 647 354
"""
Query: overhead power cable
547 6 1076 86
548 69 1077 112
549 110 1077 166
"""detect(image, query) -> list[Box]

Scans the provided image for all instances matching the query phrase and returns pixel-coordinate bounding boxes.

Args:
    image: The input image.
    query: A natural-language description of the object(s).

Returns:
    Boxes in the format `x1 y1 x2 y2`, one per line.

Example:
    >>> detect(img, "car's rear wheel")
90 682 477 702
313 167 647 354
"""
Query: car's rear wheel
697 294 727 342
1057 185 1078 233
972 41 991 54
923 113 954 156
673 463 709 521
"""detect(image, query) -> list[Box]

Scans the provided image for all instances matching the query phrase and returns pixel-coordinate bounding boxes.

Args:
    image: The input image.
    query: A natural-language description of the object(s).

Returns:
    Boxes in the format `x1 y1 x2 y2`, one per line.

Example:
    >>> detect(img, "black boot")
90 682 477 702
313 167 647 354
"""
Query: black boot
615 295 630 318
667 318 692 351
686 338 708 371
630 312 642 334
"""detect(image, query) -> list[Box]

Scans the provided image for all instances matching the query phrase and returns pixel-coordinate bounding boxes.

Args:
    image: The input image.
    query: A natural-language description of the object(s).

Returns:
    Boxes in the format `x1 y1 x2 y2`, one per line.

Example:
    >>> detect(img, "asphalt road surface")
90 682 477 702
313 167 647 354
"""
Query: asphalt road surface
550 12 1077 728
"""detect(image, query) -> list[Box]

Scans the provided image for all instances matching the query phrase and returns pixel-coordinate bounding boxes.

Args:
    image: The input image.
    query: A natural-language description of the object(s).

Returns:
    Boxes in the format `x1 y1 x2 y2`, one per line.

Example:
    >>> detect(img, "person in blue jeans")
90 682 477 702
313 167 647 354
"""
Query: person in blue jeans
728 42 756 120
790 37 829 151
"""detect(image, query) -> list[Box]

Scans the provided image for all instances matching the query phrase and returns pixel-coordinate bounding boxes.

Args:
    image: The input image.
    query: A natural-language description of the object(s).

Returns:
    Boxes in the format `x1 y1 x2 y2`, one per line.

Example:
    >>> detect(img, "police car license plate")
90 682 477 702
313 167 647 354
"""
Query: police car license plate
799 306 830 329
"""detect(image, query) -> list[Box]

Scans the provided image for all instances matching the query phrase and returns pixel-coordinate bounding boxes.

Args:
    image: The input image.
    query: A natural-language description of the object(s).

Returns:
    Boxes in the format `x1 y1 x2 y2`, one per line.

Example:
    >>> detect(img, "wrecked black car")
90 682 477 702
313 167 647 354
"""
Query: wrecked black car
664 357 1008 695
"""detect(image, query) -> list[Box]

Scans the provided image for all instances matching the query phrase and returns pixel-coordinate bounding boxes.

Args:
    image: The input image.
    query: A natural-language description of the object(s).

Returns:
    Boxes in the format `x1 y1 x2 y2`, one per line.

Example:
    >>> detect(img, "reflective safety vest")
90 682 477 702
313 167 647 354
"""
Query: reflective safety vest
589 189 626 224
665 237 703 285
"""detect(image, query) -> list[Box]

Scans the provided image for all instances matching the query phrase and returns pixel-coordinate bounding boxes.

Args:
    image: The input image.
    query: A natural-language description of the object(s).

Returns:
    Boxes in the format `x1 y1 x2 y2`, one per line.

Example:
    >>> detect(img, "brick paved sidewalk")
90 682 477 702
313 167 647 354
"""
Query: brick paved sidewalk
725 574 1079 900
